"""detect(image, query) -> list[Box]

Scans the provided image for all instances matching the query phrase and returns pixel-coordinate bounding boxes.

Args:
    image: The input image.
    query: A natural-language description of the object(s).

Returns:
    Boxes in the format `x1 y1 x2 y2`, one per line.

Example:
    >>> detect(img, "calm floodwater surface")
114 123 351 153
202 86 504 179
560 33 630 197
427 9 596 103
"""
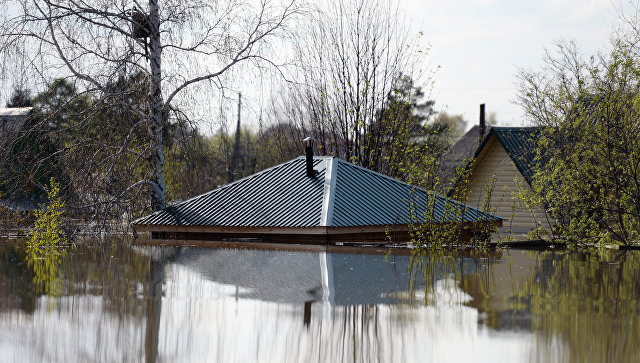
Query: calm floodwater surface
1 240 639 363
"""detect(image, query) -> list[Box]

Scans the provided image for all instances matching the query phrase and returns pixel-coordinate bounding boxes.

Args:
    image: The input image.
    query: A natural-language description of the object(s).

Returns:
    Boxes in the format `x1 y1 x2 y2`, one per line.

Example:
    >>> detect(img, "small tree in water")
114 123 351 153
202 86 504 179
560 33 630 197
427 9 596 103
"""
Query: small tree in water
28 177 66 247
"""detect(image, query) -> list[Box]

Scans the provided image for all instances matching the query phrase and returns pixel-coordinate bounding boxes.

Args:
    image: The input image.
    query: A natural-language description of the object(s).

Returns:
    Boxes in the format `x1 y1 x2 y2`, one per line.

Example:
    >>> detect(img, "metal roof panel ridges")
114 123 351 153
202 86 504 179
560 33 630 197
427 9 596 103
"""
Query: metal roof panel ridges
133 155 503 228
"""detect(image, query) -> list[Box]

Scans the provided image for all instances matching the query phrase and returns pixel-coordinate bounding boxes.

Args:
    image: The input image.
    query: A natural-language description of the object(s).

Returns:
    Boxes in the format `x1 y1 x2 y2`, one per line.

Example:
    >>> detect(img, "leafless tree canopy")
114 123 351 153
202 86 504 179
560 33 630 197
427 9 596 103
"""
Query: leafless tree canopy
269 0 434 176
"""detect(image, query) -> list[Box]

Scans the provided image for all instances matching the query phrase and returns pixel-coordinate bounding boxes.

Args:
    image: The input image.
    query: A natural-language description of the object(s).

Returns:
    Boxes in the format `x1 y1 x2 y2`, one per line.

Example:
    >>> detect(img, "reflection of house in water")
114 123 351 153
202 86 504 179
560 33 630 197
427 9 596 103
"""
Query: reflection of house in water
166 247 494 306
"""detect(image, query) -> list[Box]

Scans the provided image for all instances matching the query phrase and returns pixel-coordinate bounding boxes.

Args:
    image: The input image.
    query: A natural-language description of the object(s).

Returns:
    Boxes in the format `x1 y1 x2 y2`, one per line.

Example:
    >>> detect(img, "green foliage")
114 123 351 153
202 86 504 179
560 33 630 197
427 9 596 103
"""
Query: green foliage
25 244 66 296
25 177 67 296
519 41 640 245
362 75 456 184
398 140 498 248
254 122 302 171
394 184 498 249
28 177 67 247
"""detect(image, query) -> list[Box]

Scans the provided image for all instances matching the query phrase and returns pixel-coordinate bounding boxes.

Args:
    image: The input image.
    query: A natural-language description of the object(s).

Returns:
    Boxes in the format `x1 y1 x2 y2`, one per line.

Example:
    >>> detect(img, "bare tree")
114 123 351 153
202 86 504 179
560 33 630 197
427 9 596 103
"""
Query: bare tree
0 0 300 223
270 0 433 177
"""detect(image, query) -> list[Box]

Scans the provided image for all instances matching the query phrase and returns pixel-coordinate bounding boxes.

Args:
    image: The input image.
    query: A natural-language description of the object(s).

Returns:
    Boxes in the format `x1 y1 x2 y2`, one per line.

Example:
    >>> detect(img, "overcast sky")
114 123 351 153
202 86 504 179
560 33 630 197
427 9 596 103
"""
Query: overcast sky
1 0 633 133
400 0 632 128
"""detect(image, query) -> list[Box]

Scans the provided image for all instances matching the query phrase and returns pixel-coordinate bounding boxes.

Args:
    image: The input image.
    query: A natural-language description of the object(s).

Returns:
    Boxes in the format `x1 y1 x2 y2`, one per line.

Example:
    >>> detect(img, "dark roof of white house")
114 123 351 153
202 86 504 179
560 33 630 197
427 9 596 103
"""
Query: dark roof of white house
0 107 32 155
134 156 503 228
448 127 542 196
485 127 541 185
0 107 31 130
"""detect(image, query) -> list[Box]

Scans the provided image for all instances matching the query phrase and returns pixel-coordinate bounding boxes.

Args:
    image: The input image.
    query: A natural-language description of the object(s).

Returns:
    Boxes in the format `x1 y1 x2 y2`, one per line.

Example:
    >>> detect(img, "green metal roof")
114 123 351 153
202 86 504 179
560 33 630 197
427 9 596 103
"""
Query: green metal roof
134 156 503 228
447 127 542 197
486 127 541 185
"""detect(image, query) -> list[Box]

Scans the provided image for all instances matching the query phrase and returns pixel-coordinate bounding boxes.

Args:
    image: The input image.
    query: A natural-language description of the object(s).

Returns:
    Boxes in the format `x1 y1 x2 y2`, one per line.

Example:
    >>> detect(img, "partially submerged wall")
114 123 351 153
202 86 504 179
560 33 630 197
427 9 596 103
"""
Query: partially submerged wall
459 135 554 241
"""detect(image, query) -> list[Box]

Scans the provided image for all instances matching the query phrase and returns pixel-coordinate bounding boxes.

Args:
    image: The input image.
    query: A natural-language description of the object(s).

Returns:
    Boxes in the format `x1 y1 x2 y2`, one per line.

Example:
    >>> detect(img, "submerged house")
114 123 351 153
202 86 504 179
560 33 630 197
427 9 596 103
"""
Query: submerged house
449 127 554 240
133 140 503 244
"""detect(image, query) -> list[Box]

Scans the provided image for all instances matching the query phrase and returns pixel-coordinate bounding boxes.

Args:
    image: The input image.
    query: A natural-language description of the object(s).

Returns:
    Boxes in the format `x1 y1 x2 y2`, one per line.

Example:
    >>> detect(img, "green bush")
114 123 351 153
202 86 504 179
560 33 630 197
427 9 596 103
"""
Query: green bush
28 177 66 246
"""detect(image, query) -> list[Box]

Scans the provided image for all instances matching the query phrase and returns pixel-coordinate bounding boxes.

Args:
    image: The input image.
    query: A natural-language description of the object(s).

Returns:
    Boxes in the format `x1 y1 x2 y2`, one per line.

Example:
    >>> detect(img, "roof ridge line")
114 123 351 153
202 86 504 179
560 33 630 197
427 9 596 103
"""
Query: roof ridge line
492 126 540 130
320 158 337 226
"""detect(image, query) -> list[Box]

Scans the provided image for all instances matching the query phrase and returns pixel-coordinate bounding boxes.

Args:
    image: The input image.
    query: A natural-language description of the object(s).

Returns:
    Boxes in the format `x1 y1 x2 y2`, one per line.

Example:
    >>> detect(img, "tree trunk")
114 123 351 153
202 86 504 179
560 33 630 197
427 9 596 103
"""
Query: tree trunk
148 0 166 211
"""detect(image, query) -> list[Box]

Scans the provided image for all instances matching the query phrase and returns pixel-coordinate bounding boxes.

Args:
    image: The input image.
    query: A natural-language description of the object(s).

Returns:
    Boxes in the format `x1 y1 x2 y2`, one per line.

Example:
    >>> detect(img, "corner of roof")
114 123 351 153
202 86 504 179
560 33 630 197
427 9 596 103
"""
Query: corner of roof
470 126 541 164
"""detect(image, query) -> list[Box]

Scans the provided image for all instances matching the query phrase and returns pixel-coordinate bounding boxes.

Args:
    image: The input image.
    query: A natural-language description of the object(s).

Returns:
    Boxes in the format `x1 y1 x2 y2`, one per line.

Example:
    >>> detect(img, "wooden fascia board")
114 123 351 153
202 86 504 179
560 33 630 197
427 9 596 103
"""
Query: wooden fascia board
132 224 329 235
132 220 502 235
132 224 399 235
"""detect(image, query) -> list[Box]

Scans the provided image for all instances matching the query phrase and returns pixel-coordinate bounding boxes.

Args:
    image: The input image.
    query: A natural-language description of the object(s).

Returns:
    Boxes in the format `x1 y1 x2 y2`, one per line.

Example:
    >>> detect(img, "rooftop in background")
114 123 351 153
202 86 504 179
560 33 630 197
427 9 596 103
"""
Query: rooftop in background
0 107 32 133
441 125 492 191
133 155 503 243
0 107 32 155
0 107 32 117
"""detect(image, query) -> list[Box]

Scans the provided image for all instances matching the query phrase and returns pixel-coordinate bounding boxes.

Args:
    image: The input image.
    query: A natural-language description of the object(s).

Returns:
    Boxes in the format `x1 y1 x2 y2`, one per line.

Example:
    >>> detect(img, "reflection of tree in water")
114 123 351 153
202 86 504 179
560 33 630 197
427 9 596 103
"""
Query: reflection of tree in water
25 244 67 296
517 250 640 363
0 239 152 318
406 248 502 306
60 240 153 318
0 241 38 313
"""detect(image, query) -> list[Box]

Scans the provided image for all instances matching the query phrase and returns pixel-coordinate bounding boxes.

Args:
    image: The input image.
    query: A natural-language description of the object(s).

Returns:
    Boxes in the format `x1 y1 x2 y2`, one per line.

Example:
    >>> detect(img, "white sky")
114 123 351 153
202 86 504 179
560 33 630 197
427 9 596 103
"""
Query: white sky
399 0 631 128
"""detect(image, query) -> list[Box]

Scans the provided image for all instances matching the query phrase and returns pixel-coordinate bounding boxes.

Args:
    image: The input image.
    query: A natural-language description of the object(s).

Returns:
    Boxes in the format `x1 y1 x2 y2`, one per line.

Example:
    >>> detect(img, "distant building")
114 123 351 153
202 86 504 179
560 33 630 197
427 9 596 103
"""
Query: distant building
134 142 503 244
0 107 32 157
0 107 38 215
449 127 554 240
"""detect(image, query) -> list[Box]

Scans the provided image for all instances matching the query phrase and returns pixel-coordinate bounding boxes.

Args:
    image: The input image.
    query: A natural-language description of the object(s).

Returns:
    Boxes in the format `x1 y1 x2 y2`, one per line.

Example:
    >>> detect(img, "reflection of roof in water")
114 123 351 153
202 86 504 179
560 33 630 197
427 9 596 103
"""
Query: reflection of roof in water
173 248 485 306
175 248 323 303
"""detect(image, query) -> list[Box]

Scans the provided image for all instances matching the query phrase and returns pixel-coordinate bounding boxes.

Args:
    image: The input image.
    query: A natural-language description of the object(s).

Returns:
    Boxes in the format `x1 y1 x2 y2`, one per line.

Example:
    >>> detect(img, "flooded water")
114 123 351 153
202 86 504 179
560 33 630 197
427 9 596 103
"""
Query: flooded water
1 240 639 363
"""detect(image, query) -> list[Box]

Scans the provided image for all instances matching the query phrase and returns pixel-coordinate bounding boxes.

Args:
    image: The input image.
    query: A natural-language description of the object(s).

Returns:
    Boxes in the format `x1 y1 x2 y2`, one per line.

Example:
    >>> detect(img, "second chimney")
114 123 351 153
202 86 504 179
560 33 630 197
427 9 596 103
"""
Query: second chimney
303 137 316 177
479 103 486 141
